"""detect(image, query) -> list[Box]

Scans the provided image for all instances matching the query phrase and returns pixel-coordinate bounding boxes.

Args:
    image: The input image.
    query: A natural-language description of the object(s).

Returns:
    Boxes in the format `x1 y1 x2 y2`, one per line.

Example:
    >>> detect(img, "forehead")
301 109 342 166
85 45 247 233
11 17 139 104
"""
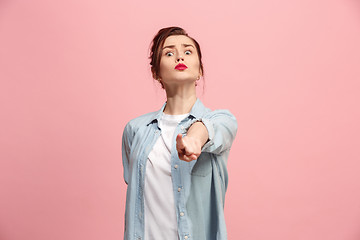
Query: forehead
163 35 194 46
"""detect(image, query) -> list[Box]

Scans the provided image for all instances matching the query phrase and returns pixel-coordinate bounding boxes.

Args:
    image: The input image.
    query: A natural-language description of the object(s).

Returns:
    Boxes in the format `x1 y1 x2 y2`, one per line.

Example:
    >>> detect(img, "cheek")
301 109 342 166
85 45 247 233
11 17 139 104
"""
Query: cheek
159 59 171 72
191 59 201 71
190 55 200 66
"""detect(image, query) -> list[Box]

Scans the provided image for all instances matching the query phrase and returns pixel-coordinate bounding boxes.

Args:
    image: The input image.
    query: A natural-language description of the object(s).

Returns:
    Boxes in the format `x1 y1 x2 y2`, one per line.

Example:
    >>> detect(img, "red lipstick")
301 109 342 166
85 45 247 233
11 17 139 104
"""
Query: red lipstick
175 63 188 70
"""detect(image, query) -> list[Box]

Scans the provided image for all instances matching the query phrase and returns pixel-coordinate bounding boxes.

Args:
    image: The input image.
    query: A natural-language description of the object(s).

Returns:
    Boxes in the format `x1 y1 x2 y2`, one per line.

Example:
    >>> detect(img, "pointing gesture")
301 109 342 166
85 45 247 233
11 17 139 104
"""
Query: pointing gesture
176 121 209 162
176 133 201 162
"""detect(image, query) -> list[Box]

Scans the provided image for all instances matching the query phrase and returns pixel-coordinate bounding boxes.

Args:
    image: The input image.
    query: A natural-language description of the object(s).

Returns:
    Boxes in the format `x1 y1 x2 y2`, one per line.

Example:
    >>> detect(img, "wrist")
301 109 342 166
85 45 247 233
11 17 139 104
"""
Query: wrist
187 121 209 147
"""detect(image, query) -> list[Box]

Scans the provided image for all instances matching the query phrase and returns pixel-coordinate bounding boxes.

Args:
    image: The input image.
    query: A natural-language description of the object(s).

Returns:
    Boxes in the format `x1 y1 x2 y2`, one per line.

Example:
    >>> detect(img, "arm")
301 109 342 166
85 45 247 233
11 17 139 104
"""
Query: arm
198 109 238 154
176 109 238 161
176 121 208 162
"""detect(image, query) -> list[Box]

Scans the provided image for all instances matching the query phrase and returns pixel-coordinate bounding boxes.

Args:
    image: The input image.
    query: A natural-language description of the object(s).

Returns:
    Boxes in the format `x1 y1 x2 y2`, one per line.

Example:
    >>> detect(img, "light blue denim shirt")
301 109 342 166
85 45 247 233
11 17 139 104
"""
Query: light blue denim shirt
122 98 238 240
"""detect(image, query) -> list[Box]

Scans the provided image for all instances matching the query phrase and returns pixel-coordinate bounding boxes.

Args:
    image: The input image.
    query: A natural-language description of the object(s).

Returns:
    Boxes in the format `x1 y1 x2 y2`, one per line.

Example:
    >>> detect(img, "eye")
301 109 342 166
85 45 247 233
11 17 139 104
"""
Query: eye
185 50 192 55
165 52 174 56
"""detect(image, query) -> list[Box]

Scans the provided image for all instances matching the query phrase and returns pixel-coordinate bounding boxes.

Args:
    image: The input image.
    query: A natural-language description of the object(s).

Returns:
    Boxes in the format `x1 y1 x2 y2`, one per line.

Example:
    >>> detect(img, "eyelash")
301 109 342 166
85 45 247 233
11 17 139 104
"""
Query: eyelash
165 50 192 56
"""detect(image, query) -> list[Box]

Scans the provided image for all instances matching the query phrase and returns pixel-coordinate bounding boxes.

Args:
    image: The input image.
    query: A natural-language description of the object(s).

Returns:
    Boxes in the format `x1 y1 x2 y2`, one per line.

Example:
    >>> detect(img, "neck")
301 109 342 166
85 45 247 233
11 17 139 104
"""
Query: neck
163 83 197 115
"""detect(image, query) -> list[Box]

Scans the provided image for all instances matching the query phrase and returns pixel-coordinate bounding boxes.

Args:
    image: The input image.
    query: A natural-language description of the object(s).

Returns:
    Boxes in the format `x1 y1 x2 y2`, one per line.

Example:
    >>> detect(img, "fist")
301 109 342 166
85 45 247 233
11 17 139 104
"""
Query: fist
176 133 202 162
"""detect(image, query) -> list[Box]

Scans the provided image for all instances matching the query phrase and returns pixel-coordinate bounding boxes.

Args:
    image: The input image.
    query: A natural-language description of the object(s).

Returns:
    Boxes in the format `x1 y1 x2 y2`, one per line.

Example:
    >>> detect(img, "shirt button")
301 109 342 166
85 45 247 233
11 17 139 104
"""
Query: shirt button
180 212 184 216
178 187 181 192
174 165 178 169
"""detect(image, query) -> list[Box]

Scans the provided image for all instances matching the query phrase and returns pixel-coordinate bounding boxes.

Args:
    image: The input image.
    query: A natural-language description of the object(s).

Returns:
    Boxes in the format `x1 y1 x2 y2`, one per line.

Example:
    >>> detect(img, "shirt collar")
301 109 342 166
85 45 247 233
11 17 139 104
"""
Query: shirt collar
146 98 206 126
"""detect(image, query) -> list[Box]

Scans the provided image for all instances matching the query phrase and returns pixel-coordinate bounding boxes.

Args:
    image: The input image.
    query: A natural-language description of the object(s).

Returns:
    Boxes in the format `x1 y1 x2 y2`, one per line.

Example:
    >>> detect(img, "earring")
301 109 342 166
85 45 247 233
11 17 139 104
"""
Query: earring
196 76 200 80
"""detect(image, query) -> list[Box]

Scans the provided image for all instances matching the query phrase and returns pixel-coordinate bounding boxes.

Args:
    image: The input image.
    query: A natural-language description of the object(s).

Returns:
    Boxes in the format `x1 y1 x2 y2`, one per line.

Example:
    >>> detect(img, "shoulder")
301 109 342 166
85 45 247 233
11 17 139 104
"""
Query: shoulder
192 100 237 122
202 108 237 120
123 110 158 136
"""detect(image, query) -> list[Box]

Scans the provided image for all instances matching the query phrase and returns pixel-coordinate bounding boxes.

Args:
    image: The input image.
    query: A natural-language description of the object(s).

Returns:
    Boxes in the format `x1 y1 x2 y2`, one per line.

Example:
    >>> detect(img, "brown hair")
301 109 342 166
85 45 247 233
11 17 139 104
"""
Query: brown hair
149 26 204 89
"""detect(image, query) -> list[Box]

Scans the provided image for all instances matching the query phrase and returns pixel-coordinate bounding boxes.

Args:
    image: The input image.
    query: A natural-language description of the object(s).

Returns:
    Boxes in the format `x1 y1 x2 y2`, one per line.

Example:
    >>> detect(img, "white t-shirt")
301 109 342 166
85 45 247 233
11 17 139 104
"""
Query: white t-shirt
144 112 189 240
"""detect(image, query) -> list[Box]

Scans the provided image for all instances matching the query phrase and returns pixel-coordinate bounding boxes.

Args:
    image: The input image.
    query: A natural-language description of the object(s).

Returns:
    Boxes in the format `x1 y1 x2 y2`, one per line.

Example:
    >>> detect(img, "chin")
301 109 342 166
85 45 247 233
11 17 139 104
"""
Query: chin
172 75 196 82
173 79 196 84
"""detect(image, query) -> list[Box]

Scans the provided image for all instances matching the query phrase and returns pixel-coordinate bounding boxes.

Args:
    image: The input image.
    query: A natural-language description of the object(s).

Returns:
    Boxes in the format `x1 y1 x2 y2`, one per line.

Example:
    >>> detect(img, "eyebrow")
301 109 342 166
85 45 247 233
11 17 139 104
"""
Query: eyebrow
162 44 195 50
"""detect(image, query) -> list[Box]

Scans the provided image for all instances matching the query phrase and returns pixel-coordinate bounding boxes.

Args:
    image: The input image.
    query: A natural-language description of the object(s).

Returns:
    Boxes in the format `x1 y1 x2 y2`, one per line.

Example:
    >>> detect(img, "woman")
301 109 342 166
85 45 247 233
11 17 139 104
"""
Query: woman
122 26 238 240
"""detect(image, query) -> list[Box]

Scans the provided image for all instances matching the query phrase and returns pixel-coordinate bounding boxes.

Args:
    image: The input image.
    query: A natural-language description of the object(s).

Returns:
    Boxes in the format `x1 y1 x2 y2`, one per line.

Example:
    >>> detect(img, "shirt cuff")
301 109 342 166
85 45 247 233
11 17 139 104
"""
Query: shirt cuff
196 118 214 151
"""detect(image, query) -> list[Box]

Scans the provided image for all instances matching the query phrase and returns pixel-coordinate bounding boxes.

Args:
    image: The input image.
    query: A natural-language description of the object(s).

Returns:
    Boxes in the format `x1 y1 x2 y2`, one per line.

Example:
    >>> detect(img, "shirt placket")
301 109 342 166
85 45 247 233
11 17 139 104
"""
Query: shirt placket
171 121 192 240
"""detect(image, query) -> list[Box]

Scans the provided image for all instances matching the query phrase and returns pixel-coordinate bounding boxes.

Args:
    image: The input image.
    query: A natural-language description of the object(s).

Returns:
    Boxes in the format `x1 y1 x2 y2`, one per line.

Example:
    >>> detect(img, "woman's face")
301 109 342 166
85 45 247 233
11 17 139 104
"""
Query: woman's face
158 35 202 87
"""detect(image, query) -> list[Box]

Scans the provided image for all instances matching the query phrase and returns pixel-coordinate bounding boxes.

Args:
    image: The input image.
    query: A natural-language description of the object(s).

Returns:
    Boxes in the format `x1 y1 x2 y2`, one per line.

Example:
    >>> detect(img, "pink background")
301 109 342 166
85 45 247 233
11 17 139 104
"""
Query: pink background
1 0 360 239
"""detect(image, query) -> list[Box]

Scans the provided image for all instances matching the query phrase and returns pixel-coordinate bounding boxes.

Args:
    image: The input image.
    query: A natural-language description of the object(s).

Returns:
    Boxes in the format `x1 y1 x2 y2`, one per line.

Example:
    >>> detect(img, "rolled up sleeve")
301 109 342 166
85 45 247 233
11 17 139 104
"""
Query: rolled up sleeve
198 109 238 155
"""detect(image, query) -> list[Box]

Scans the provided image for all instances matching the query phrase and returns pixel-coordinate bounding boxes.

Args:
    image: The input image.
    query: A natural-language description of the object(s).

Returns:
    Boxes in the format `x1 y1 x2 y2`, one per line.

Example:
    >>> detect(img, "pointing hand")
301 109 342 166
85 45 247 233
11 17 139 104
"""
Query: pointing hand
176 133 202 162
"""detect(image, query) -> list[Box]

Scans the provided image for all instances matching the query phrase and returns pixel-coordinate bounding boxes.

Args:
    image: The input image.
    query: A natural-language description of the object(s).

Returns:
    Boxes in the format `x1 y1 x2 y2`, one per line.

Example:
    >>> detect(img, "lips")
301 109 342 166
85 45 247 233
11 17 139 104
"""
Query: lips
175 63 188 70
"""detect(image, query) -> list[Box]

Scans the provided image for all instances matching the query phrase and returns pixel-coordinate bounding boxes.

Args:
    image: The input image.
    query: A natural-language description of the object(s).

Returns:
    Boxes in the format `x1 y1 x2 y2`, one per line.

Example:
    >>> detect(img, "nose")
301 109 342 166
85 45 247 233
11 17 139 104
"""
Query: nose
176 53 184 62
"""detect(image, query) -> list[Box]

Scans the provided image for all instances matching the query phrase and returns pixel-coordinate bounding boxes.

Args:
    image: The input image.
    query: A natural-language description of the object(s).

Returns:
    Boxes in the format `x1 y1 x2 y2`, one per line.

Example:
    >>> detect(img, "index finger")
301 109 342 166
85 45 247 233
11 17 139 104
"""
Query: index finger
176 133 185 150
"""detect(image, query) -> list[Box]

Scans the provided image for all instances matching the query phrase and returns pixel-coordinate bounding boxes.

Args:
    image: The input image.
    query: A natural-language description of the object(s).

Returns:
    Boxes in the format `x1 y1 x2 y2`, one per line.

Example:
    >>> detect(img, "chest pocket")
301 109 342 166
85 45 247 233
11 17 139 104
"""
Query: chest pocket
190 152 212 177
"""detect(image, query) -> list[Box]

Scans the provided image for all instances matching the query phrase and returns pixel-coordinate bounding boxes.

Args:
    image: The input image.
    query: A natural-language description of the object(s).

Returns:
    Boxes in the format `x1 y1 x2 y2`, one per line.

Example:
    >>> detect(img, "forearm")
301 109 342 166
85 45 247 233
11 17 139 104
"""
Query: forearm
199 110 238 154
186 121 209 148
